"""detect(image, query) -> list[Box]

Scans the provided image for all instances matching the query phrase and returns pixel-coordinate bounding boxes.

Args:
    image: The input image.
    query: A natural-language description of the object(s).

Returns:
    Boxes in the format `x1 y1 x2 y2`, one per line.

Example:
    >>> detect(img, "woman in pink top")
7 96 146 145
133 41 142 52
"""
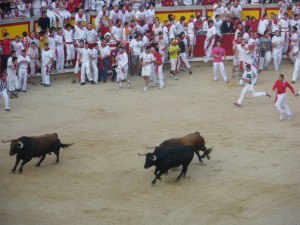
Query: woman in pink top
211 41 228 83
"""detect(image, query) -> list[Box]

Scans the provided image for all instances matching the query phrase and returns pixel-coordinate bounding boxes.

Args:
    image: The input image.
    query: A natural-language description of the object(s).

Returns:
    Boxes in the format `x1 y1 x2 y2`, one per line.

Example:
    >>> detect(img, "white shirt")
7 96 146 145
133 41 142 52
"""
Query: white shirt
183 0 193 5
146 9 155 24
292 4 300 15
271 35 282 50
245 51 257 65
91 48 98 63
12 41 24 57
75 13 87 23
74 25 86 40
81 48 92 63
109 10 120 25
116 51 128 68
152 25 163 39
243 32 251 42
278 18 289 31
86 29 97 43
27 47 39 60
291 33 298 45
213 4 224 20
136 23 149 35
169 23 177 39
206 26 217 39
258 18 269 35
230 5 242 19
48 36 56 49
17 55 30 69
130 39 143 55
126 10 135 22
135 10 147 21
63 29 74 43
111 26 122 41
237 44 247 61
290 19 300 33
140 52 154 70
96 10 109 27
271 20 280 33
55 34 64 50
176 21 185 35
41 49 54 65
99 45 111 58
119 10 128 24
188 21 195 34
142 35 150 46
214 19 222 35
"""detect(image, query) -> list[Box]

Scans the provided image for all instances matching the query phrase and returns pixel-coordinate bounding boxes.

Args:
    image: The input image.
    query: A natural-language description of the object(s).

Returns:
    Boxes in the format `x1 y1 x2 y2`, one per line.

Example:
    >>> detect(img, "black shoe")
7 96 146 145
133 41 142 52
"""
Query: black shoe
189 71 192 75
80 82 85 85
40 83 45 85
103 80 107 83
10 95 14 99
90 80 95 85
5 109 10 111
44 84 50 87
291 80 295 83
71 79 76 84
22 90 27 93
13 94 18 98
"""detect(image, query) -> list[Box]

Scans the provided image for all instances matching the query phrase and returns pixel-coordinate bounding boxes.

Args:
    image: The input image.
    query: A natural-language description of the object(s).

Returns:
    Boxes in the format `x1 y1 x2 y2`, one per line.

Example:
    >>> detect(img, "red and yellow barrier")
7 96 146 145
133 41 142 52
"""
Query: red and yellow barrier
0 22 30 40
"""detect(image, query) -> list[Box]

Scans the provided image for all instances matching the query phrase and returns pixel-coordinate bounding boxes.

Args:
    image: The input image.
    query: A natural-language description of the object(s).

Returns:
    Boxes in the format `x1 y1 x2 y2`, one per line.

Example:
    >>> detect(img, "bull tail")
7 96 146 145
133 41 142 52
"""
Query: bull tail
201 147 213 160
60 143 74 149
145 145 156 149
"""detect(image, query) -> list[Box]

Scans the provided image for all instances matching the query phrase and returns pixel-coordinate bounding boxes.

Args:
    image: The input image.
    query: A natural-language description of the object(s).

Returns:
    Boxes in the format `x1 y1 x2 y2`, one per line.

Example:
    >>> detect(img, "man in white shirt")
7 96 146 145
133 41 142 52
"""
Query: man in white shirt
85 23 97 48
11 36 24 57
213 0 224 20
75 8 86 25
41 43 54 87
17 50 30 92
111 19 123 42
278 13 290 55
27 42 40 85
109 5 120 26
140 46 154 92
135 6 147 22
55 27 65 71
204 20 216 63
258 14 270 36
74 22 86 45
79 42 94 85
176 16 185 35
230 1 242 20
168 18 177 42
292 45 300 83
63 23 75 68
99 40 111 83
136 19 149 35
130 34 143 76
271 30 284 72
187 15 195 58
115 45 129 89
91 43 99 83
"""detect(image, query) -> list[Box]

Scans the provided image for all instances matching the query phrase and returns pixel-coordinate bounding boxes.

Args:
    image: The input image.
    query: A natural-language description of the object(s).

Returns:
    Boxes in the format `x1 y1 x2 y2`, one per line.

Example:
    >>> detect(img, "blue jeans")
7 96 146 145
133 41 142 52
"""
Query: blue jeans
98 58 110 82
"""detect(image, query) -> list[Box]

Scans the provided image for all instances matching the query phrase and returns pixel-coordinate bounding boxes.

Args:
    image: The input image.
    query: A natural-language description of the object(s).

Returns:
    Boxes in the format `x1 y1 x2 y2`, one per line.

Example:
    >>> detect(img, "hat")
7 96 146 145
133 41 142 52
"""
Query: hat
172 39 177 44
104 32 111 37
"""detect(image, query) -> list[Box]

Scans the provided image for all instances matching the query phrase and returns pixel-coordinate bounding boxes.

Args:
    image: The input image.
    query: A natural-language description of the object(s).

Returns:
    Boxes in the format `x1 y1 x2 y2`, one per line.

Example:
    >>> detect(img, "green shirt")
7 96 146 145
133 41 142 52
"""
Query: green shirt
169 45 179 60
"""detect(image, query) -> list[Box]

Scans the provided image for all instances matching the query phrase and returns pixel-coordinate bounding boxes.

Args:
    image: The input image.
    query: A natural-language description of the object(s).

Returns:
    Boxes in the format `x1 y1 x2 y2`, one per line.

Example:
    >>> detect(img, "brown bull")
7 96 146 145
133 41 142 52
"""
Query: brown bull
147 132 212 163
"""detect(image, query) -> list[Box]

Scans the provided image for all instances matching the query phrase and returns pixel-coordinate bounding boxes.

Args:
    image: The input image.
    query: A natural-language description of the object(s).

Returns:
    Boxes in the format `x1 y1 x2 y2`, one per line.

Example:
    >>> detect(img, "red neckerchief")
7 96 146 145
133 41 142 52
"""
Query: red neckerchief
87 28 92 31
102 10 106 16
78 13 83 19
114 9 119 13
15 12 19 17
44 47 50 51
130 24 135 29
241 44 246 49
55 2 59 7
25 5 29 10
189 19 193 23
127 8 132 12
233 4 238 8
261 18 267 21
121 10 126 15
273 19 278 25
282 18 287 21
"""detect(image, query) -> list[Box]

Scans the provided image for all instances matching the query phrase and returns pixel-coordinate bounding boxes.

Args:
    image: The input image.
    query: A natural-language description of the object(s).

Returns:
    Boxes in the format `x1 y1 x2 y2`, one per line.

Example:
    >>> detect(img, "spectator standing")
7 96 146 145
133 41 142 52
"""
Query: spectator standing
271 30 284 72
231 1 242 20
75 8 87 25
95 5 110 32
11 36 24 57
187 15 196 58
1 33 11 75
0 74 10 111
258 31 271 73
80 42 94 85
17 50 30 92
115 45 129 89
99 40 111 83
292 45 300 83
211 41 228 83
221 15 233 34
204 20 216 63
41 43 53 87
27 42 40 85
278 0 290 19
55 27 65 72
213 0 224 21
278 13 290 55
38 11 50 32
140 46 154 92
169 39 179 80
109 5 120 26
146 4 155 25
130 34 143 76
258 14 269 36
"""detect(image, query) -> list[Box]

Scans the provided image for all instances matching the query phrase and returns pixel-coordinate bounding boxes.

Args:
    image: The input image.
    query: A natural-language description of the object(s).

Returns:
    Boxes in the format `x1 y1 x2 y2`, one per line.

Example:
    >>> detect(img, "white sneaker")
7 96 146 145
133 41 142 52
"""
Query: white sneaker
116 85 123 90
174 76 178 80
159 85 164 89
288 114 294 121
143 87 148 92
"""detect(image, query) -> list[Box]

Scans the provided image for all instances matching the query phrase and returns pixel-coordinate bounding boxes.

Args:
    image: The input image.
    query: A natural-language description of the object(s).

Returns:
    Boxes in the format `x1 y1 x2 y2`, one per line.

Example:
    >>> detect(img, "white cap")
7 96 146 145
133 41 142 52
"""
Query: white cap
104 32 111 37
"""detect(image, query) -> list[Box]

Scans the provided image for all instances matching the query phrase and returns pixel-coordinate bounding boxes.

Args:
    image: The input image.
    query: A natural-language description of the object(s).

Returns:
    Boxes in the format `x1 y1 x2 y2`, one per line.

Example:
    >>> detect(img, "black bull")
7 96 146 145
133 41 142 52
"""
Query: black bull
2 133 73 173
146 132 213 163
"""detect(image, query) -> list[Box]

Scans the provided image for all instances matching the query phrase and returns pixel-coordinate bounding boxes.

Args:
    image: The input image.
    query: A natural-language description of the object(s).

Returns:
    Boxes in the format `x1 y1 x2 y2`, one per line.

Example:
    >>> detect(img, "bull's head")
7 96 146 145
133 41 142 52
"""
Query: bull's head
139 153 157 169
9 140 24 156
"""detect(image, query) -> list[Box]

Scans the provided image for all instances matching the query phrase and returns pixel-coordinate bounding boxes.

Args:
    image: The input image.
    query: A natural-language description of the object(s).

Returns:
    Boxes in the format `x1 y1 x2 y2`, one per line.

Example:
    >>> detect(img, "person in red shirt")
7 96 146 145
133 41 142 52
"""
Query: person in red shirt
272 74 297 121
248 16 259 33
67 0 76 13
1 33 11 74
153 47 164 89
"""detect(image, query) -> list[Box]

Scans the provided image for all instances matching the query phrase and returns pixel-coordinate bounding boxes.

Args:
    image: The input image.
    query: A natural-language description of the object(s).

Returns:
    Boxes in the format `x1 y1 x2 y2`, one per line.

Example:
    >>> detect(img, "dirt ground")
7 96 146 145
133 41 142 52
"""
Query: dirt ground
0 60 299 225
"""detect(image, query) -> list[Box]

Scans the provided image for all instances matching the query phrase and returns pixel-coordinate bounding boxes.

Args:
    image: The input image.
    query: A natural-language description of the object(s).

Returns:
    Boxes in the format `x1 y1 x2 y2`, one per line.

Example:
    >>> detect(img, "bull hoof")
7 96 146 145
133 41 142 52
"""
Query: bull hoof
11 170 16 174
207 155 211 160
35 164 40 167
18 171 23 174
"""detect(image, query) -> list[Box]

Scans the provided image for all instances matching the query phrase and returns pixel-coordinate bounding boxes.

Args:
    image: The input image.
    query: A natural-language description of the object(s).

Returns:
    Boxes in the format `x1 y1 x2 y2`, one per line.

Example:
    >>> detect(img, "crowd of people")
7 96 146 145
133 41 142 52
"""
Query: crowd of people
0 0 300 120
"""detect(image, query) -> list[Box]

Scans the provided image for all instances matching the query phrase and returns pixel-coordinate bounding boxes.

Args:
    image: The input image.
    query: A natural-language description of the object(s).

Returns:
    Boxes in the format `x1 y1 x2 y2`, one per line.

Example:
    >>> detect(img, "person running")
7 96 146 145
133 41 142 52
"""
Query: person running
272 74 296 121
211 40 228 83
0 73 10 111
234 64 271 107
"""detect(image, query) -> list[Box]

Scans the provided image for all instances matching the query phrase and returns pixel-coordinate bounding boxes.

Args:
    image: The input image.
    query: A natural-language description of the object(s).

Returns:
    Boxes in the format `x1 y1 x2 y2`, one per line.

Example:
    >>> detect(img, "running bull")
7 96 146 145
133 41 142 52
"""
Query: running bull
2 133 73 173
146 132 212 163
139 146 196 185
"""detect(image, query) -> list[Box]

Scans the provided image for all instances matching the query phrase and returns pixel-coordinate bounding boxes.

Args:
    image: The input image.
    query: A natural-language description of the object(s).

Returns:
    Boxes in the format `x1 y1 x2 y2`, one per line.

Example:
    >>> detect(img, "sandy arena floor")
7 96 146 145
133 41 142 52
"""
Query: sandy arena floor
0 60 299 225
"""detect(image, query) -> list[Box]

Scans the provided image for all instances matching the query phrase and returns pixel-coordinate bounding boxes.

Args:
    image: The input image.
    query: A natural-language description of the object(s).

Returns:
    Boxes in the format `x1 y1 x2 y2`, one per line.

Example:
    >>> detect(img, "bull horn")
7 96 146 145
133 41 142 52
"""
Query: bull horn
145 145 156 149
2 139 13 143
151 155 157 161
17 141 23 148
138 152 147 156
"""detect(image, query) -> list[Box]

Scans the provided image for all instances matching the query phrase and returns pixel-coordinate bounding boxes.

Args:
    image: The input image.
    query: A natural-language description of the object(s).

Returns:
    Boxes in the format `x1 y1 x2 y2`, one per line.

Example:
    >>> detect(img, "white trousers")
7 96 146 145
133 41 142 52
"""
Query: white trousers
259 51 271 70
81 62 93 83
155 64 164 88
213 62 227 81
84 0 95 10
66 44 75 61
47 10 57 28
150 64 158 84
170 58 178 71
275 93 292 119
91 61 98 82
29 60 40 76
281 32 289 53
117 65 128 82
18 68 28 91
178 53 191 69
204 38 215 62
1 90 9 109
273 49 282 71
56 48 65 70
7 74 19 92
292 59 300 82
237 84 266 105
42 64 51 85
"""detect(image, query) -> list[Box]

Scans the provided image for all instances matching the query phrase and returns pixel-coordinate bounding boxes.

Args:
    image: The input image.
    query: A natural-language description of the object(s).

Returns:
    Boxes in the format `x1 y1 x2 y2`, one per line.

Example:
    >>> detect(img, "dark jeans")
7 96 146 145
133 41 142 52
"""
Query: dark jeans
98 58 110 82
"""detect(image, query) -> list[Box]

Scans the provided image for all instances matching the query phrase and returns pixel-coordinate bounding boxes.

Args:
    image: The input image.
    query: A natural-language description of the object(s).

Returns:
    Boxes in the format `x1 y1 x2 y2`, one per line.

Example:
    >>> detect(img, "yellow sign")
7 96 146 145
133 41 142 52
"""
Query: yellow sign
0 22 29 41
